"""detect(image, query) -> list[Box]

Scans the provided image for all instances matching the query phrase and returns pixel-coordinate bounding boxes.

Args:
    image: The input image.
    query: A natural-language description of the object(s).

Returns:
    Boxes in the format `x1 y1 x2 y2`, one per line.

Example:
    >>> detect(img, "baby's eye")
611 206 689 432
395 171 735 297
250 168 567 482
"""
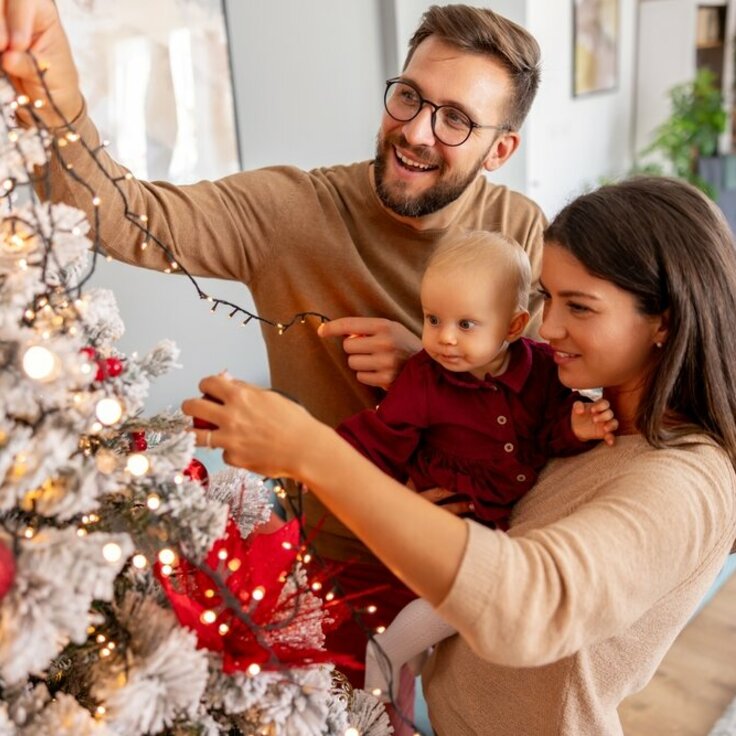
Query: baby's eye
458 319 475 330
425 314 439 326
568 302 592 315
536 287 550 301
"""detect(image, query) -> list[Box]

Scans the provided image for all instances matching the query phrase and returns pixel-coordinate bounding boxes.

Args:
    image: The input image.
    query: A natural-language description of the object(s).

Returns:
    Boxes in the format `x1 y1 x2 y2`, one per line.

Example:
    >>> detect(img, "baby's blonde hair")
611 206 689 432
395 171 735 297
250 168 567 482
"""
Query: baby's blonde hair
424 230 532 312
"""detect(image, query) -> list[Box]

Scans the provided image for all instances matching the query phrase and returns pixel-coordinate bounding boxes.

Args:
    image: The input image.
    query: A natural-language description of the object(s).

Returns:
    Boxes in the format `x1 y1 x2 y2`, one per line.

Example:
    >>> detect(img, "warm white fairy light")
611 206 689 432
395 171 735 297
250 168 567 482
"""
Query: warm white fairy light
95 397 123 426
100 647 111 658
95 706 106 717
200 610 217 625
371 687 382 697
22 526 35 539
146 493 161 510
345 728 360 736
89 421 103 434
325 592 335 602
102 543 122 563
217 548 228 561
227 558 241 572
160 564 173 576
126 453 150 477
311 582 322 592
366 605 377 614
376 626 386 634
158 548 176 566
204 588 215 599
173 473 184 485
22 345 60 381
252 586 266 601
247 663 261 677
132 554 147 569
96 634 106 644
218 623 230 635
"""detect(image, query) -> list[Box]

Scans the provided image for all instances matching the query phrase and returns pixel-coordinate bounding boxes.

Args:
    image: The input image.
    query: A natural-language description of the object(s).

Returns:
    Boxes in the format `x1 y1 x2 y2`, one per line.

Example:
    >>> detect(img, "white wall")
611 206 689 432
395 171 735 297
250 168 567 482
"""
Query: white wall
87 1 388 413
525 0 638 219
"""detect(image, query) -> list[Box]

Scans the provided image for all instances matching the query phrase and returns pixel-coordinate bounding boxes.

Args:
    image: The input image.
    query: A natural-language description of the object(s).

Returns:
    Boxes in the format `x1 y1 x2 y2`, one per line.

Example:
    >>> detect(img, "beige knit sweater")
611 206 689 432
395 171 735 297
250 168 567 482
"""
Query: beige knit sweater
49 109 546 561
423 435 736 735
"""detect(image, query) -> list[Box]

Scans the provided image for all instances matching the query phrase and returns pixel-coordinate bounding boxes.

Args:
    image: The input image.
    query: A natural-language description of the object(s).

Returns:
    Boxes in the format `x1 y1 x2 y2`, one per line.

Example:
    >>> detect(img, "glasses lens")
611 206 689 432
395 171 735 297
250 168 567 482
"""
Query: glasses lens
385 81 422 122
435 107 472 146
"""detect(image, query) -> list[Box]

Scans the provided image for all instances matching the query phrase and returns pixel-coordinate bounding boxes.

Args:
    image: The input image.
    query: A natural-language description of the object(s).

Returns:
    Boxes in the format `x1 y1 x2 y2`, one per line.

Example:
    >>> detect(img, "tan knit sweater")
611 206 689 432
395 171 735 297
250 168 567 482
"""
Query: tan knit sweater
49 110 546 560
422 435 736 735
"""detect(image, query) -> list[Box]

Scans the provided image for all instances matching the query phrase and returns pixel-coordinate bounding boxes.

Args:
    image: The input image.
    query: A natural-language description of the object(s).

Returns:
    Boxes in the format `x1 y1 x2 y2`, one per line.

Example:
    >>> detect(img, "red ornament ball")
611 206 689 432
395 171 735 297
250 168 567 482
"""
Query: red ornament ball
0 541 16 601
192 393 222 430
183 458 209 488
129 431 148 452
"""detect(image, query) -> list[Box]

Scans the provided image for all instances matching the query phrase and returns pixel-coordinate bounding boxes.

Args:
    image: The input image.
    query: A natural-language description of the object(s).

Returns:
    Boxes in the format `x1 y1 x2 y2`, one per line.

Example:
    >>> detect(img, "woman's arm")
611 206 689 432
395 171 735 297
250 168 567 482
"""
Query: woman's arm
181 375 469 605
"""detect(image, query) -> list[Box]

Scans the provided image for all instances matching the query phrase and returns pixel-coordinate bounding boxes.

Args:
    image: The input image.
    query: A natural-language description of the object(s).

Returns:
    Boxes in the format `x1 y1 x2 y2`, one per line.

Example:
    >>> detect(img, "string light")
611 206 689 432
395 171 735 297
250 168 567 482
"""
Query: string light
247 663 261 677
132 554 147 569
146 492 161 510
126 453 150 477
22 345 59 381
158 548 177 566
102 543 122 563
95 397 123 426
251 586 265 601
345 728 360 736
200 610 217 625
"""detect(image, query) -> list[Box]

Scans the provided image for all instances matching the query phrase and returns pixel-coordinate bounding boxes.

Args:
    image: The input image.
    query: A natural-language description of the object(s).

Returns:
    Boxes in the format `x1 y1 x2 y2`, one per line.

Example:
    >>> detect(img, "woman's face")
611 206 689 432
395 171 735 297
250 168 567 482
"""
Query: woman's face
538 243 666 398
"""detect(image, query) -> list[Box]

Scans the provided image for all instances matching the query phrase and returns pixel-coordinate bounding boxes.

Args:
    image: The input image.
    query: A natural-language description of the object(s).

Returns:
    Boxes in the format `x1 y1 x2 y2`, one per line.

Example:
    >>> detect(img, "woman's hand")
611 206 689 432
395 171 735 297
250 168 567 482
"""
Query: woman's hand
181 374 318 479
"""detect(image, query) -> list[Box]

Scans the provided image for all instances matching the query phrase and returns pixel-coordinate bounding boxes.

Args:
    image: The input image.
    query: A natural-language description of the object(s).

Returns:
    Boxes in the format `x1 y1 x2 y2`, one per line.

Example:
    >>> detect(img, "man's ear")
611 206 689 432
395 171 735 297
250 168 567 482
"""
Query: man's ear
483 131 521 172
506 310 530 342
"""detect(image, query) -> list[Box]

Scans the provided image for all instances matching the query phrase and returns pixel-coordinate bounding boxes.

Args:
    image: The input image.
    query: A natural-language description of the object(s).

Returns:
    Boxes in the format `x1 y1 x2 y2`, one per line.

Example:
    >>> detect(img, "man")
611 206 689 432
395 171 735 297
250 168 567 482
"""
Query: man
0 0 543 710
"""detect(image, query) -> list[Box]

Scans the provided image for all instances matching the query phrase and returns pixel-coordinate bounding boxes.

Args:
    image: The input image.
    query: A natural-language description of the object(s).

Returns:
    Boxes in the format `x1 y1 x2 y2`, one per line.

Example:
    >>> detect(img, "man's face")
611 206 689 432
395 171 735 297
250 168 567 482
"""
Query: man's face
374 37 514 219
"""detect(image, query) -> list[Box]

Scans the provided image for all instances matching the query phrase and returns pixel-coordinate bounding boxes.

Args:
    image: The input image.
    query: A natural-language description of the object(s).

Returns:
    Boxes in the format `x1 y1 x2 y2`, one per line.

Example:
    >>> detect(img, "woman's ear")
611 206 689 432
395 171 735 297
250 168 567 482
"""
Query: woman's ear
506 310 530 342
653 309 670 348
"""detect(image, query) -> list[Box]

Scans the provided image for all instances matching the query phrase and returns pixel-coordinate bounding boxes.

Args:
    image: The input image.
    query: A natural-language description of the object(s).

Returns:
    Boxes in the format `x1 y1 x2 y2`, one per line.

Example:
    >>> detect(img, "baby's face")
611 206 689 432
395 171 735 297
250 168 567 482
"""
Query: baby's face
420 267 517 379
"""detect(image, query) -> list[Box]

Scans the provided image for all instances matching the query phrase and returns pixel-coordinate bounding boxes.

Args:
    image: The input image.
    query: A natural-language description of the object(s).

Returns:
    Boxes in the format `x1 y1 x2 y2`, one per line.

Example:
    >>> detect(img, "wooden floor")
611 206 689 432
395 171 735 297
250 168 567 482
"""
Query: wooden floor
619 572 736 735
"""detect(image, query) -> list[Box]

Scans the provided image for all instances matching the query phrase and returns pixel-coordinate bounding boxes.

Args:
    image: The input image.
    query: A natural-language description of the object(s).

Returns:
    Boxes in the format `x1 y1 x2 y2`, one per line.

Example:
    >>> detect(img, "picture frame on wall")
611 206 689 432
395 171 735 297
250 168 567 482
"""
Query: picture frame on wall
573 0 619 97
56 0 241 183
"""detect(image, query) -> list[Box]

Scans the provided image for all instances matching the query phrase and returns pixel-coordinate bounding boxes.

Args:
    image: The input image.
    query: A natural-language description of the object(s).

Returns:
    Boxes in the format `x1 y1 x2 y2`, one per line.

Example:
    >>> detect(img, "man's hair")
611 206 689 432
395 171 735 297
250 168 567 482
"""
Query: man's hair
404 4 541 130
425 230 531 312
545 176 736 467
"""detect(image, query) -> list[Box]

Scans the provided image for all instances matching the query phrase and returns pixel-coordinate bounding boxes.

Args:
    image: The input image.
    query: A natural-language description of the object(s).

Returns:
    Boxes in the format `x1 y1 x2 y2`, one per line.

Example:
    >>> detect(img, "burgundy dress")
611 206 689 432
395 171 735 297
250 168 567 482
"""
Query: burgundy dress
338 338 592 527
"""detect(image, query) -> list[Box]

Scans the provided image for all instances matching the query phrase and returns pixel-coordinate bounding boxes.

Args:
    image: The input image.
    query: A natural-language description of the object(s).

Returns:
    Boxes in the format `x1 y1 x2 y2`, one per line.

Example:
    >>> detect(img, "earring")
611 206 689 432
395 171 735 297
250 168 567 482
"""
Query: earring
655 342 663 349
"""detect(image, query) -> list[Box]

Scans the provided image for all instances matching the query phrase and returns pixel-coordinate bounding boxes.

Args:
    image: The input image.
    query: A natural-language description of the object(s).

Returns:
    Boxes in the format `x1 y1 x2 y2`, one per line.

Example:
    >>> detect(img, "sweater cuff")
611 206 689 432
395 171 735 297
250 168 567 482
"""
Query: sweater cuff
435 519 504 632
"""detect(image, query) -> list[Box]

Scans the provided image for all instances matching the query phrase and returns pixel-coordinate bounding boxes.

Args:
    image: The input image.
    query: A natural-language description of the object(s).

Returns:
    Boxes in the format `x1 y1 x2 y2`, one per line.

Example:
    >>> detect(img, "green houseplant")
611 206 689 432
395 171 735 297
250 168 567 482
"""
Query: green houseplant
638 68 727 197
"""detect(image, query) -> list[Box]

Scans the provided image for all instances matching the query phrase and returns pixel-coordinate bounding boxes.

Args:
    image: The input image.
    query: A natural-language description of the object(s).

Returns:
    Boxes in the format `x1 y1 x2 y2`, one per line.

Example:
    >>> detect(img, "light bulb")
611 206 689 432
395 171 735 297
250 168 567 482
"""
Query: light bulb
22 345 59 381
126 453 150 477
132 554 147 569
158 548 176 565
95 398 123 426
102 543 122 562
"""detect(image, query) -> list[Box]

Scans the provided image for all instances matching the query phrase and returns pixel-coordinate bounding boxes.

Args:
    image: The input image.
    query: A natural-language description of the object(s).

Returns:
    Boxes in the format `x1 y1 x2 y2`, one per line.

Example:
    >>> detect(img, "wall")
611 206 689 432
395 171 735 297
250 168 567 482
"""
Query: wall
525 0 638 218
85 1 388 413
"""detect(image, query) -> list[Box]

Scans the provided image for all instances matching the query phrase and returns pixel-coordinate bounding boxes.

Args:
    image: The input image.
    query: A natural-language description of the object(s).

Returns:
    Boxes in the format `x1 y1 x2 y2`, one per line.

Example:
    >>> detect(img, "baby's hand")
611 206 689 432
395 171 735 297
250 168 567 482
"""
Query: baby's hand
571 399 618 446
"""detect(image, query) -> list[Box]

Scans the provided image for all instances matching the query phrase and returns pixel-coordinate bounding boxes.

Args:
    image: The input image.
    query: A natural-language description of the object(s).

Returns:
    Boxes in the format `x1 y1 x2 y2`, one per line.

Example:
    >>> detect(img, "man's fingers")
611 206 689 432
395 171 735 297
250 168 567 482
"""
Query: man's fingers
319 316 391 339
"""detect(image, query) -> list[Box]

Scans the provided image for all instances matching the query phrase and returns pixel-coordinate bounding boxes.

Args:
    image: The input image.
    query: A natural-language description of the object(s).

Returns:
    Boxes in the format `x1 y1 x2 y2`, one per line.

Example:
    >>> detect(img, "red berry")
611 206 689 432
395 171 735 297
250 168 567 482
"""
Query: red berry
0 541 15 600
130 431 147 452
80 346 96 360
106 357 124 377
95 360 106 382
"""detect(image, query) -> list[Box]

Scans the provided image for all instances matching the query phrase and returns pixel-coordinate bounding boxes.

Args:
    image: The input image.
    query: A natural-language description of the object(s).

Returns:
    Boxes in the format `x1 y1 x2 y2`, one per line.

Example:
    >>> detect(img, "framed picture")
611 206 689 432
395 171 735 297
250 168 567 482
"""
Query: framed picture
573 0 619 97
56 0 241 183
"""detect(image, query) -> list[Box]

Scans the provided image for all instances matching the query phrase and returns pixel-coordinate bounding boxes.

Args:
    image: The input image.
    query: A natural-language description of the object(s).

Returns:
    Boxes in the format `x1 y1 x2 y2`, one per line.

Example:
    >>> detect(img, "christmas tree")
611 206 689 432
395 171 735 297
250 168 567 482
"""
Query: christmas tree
0 72 392 736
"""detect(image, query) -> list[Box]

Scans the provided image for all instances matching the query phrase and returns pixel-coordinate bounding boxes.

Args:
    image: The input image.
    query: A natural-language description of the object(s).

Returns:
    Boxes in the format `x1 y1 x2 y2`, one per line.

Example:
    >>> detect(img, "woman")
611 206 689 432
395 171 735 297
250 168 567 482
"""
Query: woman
182 177 736 735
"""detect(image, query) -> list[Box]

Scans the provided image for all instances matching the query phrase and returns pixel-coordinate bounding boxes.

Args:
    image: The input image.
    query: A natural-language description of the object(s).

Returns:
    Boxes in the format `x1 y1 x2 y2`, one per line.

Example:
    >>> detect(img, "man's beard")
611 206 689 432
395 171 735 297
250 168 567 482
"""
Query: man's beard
373 134 488 218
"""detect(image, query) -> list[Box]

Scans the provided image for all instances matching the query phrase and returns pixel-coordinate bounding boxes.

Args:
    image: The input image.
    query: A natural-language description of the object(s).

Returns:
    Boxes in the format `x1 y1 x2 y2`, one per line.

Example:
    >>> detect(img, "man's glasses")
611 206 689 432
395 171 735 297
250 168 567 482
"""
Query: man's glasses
383 78 511 147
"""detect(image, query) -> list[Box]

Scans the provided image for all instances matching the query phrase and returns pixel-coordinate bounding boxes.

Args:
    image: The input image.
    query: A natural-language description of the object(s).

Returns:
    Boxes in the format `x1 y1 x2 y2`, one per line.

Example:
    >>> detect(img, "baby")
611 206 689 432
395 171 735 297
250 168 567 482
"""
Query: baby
336 231 617 700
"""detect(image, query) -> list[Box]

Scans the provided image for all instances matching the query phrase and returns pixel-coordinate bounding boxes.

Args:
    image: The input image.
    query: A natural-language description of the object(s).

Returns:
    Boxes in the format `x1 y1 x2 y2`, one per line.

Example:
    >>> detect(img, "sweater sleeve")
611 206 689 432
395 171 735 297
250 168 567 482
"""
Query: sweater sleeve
46 106 314 285
434 442 736 668
336 355 430 481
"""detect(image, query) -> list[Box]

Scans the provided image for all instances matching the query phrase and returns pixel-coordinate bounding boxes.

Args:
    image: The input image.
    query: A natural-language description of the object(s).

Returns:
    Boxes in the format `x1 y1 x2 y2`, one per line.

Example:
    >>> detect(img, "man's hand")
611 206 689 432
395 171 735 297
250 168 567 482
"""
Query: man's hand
0 0 84 127
571 398 618 446
318 317 421 389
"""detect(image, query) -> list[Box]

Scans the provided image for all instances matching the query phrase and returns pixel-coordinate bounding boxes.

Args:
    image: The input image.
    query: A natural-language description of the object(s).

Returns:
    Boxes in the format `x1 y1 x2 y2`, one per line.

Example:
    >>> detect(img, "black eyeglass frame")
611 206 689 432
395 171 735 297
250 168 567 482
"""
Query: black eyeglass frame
383 77 512 147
